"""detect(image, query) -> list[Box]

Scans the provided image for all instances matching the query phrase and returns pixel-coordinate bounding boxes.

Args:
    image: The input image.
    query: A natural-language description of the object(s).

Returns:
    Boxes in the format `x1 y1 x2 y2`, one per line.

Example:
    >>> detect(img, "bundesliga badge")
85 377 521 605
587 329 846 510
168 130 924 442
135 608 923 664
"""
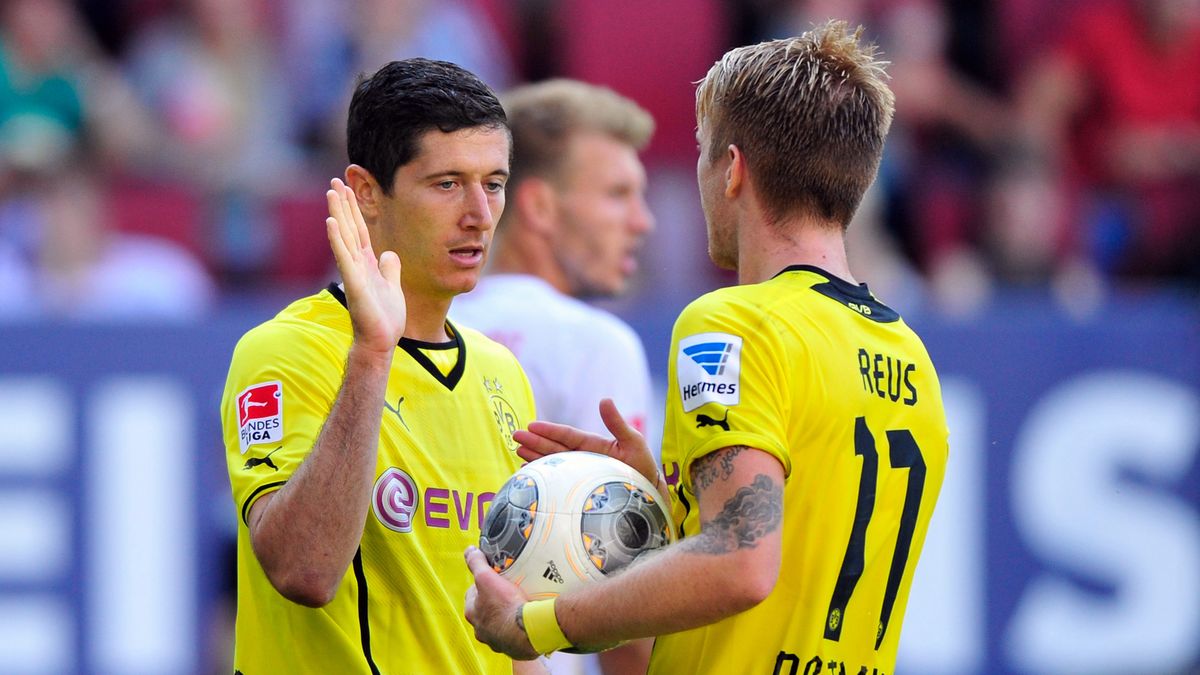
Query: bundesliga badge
237 381 283 454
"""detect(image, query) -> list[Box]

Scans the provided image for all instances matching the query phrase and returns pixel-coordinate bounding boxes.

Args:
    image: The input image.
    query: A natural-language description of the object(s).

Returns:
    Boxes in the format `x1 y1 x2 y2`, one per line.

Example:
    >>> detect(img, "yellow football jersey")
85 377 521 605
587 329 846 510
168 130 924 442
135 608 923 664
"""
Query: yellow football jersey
652 266 949 675
221 285 534 674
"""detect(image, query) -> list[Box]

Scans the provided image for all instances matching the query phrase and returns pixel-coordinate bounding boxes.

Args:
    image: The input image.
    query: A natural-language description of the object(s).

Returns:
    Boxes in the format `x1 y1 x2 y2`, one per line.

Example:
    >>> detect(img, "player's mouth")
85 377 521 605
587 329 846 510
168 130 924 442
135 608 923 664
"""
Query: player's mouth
622 248 640 276
449 244 486 267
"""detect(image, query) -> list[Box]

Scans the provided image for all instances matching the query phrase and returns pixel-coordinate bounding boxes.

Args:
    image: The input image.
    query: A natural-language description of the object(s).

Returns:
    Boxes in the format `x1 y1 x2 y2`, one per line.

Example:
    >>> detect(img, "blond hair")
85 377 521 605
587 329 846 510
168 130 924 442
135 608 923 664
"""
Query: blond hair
696 20 894 227
502 79 654 187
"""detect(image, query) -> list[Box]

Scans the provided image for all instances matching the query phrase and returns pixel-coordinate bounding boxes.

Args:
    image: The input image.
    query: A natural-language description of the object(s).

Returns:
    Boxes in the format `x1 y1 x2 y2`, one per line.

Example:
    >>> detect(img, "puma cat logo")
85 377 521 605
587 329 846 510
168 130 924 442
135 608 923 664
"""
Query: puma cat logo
243 446 281 471
384 396 410 430
696 410 730 431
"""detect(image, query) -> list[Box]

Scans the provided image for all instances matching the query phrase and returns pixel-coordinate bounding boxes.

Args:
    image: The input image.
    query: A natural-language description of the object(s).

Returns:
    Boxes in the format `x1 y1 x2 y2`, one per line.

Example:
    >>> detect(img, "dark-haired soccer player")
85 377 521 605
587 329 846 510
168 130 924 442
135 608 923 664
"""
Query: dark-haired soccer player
221 59 541 673
464 22 950 675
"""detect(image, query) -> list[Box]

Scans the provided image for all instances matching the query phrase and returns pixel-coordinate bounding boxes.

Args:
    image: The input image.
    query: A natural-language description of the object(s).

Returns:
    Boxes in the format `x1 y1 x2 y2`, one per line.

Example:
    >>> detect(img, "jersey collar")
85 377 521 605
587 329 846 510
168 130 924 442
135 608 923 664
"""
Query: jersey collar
325 283 467 390
773 265 900 323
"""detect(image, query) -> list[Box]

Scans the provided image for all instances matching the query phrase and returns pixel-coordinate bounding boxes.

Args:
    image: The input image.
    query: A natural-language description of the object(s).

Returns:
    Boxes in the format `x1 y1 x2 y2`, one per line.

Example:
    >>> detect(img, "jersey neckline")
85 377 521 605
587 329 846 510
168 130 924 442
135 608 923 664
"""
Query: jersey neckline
324 283 467 390
773 264 900 323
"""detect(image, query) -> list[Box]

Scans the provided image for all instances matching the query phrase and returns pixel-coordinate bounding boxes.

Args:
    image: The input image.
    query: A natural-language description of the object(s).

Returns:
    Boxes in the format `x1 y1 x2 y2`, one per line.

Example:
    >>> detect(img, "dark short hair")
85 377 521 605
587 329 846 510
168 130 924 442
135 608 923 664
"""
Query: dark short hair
347 58 509 194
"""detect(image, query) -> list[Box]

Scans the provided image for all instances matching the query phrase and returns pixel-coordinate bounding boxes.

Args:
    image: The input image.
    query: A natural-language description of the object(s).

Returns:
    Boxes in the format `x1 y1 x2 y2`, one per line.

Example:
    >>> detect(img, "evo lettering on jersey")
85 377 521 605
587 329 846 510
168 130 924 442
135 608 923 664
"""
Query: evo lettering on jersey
236 381 283 454
677 333 742 412
372 466 498 533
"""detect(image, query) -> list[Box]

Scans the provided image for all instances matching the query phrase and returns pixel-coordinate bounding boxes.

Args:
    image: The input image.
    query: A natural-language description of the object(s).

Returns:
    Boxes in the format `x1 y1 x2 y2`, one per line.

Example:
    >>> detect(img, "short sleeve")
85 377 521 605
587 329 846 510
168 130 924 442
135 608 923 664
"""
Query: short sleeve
221 322 347 524
661 292 792 495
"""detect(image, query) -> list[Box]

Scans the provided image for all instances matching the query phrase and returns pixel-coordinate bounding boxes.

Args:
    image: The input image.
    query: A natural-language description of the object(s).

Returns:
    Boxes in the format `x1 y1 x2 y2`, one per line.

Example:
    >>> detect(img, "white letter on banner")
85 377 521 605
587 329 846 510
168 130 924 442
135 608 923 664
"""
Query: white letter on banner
1007 371 1200 672
87 377 196 675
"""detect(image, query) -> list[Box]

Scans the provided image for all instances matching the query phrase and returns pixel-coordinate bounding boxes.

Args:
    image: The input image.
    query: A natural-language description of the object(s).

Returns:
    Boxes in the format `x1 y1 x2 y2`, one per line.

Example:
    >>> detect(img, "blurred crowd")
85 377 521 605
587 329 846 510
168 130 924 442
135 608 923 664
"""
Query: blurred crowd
0 0 1196 322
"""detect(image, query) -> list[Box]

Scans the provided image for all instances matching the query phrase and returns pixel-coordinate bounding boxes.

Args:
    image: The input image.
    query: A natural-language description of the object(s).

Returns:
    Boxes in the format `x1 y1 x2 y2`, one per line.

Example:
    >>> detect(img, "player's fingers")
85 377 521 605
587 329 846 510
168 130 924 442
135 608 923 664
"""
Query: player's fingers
525 420 610 454
329 178 360 252
379 250 402 287
464 545 493 578
326 187 357 262
514 445 545 463
464 584 478 622
511 427 571 456
598 398 641 444
344 181 372 252
326 216 354 268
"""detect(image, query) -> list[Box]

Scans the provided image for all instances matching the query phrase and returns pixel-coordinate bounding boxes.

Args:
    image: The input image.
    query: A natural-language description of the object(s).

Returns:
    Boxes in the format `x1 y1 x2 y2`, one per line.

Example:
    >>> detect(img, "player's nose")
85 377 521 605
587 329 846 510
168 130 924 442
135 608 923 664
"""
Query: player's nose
630 195 655 236
461 184 496 230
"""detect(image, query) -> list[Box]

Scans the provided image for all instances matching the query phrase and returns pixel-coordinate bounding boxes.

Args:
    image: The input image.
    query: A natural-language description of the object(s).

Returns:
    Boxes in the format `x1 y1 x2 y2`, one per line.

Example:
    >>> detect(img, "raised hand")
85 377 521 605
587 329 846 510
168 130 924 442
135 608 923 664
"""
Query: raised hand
513 399 662 492
326 178 406 353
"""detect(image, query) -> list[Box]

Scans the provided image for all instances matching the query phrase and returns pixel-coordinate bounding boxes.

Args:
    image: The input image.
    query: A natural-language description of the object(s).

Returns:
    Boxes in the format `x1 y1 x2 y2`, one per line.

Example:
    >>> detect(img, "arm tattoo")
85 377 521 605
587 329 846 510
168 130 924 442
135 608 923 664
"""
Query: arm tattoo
686 474 783 555
691 445 747 491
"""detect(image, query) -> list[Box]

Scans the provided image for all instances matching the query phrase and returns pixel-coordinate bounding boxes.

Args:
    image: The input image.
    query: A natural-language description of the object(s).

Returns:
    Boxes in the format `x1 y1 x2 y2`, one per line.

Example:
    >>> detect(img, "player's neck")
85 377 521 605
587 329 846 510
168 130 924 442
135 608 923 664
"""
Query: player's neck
737 213 856 286
404 294 454 343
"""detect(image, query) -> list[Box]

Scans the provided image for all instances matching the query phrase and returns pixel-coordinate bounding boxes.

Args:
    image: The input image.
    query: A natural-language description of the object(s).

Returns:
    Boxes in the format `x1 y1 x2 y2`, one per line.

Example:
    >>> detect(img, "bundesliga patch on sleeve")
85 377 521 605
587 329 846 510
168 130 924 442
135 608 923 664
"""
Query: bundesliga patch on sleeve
676 332 742 412
236 381 283 454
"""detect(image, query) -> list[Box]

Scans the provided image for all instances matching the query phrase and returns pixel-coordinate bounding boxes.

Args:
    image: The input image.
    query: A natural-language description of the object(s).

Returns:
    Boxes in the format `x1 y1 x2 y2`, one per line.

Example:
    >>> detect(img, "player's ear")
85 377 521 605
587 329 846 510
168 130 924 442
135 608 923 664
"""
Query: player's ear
725 144 745 199
345 164 383 219
514 177 558 236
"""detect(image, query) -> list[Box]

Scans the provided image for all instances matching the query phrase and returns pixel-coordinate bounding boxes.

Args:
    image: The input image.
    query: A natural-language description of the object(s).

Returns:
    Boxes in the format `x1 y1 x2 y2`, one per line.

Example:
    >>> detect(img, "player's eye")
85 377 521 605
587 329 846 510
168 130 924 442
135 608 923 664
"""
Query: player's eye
438 180 456 190
486 180 506 193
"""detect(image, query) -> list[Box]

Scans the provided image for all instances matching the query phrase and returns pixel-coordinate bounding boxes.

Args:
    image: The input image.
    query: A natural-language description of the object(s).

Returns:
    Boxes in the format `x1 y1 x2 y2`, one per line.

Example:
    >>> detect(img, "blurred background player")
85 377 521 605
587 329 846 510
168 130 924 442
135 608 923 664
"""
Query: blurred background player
451 77 657 675
221 59 542 673
464 22 949 674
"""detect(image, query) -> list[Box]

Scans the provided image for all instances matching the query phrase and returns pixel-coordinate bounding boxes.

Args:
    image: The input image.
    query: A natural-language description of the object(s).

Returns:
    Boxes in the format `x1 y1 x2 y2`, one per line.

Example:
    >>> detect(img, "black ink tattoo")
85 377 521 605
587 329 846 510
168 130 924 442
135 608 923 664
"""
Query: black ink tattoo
691 445 748 491
687 474 783 555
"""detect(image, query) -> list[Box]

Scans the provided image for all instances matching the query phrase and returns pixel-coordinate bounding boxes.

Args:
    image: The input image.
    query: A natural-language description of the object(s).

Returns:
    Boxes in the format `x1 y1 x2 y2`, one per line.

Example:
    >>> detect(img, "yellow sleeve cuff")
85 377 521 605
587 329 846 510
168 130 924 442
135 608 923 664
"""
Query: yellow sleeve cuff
522 598 572 654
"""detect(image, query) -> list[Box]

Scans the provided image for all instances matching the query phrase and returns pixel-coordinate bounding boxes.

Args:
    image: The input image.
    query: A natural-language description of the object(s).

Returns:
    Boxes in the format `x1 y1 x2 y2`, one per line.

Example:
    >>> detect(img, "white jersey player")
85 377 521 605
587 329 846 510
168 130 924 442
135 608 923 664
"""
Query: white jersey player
450 79 657 675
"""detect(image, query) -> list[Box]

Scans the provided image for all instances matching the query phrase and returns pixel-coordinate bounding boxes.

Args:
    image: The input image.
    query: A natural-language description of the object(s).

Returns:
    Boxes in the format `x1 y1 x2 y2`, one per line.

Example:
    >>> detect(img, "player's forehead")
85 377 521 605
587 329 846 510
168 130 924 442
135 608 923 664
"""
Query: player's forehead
561 132 644 181
408 125 511 176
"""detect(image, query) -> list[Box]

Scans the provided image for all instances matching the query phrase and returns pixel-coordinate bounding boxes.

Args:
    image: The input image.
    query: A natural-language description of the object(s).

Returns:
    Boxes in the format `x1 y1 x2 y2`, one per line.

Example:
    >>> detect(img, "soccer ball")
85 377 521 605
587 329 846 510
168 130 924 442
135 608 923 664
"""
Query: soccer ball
480 451 674 600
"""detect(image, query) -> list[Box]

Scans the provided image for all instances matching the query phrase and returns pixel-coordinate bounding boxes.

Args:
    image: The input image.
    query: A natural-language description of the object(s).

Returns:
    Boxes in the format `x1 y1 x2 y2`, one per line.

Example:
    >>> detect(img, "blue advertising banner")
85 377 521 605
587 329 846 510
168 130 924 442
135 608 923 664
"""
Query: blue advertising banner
0 294 1196 674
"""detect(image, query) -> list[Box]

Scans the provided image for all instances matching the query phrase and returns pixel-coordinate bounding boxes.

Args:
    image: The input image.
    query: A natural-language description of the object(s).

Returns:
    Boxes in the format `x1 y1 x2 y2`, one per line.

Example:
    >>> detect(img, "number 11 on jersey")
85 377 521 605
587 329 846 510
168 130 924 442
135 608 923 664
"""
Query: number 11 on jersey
825 416 927 650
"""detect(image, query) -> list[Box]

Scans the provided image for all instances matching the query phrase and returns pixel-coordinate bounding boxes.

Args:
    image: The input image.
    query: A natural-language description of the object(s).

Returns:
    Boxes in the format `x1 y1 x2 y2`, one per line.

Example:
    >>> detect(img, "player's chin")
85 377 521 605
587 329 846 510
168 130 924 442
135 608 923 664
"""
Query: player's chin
447 270 484 295
580 274 625 299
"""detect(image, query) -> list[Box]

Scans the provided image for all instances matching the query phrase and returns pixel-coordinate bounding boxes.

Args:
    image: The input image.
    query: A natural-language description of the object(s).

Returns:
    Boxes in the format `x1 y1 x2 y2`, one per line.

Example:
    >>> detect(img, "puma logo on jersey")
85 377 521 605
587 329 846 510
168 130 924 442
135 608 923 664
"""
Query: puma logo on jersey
243 446 281 471
384 395 410 430
696 410 730 431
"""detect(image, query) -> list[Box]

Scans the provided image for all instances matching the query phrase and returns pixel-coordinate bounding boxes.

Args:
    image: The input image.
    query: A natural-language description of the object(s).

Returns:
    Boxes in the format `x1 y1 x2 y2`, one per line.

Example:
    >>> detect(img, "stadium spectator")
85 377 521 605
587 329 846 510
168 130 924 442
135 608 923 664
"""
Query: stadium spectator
0 0 155 173
451 78 657 675
290 0 517 162
221 58 542 673
465 22 949 674
1013 0 1200 285
0 161 215 321
353 0 514 91
747 0 1010 314
123 0 301 284
0 0 214 321
0 0 84 174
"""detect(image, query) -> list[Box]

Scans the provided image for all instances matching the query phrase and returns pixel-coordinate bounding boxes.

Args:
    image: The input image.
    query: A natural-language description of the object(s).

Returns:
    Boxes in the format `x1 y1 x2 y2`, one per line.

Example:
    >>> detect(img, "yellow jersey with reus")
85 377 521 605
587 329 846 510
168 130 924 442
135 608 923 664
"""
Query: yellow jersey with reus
652 266 949 675
221 285 533 674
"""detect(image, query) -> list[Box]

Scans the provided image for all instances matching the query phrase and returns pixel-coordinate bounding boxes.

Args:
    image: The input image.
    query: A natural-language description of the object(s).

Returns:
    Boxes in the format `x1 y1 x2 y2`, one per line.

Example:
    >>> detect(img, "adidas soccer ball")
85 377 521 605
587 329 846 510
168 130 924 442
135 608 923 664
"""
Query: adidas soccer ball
480 451 674 600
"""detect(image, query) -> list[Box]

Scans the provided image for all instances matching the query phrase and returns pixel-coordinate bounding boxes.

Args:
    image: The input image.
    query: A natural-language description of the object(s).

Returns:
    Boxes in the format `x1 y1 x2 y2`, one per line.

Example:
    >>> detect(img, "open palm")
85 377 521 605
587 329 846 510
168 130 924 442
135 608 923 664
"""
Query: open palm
326 178 406 352
512 399 662 493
